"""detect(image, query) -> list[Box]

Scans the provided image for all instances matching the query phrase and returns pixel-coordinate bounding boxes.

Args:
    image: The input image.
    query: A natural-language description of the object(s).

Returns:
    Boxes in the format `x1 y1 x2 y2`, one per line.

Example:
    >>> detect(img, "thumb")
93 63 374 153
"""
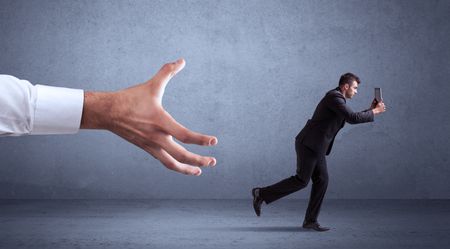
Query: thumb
150 58 186 100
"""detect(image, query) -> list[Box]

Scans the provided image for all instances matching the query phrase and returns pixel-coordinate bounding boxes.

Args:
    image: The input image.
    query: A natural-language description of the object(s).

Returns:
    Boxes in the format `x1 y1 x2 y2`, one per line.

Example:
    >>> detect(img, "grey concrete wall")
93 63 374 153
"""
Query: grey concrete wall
1 0 449 199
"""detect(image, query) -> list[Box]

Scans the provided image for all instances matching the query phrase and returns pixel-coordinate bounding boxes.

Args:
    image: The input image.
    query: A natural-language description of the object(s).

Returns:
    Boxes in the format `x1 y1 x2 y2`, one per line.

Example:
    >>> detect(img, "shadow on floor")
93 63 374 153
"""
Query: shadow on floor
208 226 314 232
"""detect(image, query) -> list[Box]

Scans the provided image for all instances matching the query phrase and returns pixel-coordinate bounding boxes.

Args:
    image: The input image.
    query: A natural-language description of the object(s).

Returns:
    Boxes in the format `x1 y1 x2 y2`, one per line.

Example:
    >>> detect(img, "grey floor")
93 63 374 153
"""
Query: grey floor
0 199 449 249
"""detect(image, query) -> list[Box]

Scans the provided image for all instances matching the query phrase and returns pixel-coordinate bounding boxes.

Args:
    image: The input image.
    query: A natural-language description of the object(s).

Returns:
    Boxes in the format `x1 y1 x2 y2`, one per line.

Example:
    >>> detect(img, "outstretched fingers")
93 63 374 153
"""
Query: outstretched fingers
158 135 216 167
145 145 203 176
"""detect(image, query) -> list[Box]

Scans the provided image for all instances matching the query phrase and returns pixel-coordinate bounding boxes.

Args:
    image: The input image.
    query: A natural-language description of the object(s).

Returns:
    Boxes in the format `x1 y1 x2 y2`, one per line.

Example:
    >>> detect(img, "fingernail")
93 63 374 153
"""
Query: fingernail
209 137 218 146
194 169 202 176
208 158 216 167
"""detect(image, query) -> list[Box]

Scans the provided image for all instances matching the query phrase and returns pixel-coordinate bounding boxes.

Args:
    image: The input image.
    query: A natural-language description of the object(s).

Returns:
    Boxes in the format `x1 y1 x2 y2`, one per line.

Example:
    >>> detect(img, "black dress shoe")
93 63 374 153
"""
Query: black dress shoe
252 188 263 217
302 222 330 232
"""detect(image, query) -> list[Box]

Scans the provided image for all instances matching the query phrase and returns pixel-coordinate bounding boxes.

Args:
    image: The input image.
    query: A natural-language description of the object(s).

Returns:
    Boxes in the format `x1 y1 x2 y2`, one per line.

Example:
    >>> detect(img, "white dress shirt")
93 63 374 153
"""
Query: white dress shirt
0 75 84 136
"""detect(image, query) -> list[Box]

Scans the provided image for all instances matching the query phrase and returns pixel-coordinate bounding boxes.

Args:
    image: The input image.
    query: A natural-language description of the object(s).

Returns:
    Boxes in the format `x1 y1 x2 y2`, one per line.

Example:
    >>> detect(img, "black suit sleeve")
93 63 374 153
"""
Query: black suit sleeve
328 95 374 124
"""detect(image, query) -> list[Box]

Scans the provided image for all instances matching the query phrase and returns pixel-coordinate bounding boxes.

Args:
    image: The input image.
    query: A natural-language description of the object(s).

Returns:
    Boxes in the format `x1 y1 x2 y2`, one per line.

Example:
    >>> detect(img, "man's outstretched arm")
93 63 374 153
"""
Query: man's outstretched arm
0 59 217 176
329 95 385 124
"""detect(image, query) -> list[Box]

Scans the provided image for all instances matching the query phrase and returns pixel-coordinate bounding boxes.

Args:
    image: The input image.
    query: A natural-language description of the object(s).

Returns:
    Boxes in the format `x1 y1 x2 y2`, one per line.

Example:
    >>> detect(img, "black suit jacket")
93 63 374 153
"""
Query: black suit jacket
296 87 374 156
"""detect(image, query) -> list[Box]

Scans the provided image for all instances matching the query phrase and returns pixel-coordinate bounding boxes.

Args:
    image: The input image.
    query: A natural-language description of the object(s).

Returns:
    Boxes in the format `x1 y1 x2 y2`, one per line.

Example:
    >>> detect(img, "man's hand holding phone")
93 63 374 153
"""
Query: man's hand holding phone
371 87 386 115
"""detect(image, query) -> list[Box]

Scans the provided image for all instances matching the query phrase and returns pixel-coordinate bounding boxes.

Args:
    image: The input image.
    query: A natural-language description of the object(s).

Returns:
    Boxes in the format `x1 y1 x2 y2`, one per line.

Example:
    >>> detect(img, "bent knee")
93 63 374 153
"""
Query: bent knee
312 175 328 186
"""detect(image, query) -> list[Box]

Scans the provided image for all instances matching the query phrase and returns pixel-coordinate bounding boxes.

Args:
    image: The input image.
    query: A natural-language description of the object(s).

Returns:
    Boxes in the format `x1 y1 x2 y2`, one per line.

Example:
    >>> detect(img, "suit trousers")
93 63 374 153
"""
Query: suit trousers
260 140 329 223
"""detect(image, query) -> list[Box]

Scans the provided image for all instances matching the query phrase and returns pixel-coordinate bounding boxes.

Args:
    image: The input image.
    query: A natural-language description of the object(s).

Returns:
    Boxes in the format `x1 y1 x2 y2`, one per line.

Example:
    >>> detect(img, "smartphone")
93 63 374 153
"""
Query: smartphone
375 88 382 103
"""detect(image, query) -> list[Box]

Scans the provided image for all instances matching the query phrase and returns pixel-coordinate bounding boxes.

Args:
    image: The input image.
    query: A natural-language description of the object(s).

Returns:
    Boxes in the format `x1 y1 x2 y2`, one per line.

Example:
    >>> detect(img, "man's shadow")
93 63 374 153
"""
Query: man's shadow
212 226 314 232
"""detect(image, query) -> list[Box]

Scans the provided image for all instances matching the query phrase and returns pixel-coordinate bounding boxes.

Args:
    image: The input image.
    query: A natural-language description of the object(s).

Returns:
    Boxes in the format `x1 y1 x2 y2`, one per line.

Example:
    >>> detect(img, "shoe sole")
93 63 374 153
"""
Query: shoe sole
302 226 330 232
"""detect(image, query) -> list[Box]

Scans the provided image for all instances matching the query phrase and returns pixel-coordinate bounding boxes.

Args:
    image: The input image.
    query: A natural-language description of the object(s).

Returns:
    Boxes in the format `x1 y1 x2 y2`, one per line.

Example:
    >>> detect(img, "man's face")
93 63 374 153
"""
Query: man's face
344 81 358 99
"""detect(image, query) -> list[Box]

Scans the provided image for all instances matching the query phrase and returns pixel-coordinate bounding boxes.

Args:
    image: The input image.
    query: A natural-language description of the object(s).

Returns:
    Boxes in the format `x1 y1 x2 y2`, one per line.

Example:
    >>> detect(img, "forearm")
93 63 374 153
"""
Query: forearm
347 110 374 124
333 104 374 124
80 91 117 130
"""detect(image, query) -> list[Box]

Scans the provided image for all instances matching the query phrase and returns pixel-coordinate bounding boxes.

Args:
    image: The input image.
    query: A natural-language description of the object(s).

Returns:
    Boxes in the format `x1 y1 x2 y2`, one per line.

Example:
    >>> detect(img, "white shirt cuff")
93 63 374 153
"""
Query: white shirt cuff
31 85 84 135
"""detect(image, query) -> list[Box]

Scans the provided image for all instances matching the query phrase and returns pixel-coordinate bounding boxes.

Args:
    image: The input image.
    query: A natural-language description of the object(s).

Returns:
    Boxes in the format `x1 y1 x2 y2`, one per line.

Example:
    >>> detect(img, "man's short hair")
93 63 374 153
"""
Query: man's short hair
338 72 360 86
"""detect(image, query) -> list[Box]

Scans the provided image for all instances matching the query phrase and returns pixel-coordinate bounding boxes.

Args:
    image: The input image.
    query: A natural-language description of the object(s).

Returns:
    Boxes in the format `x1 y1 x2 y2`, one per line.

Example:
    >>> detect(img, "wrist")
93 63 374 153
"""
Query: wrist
80 91 117 130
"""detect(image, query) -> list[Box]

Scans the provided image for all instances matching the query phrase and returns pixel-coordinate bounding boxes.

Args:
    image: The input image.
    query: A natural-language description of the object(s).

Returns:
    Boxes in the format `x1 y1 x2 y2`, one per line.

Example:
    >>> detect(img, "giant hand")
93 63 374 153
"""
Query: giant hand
80 59 217 176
